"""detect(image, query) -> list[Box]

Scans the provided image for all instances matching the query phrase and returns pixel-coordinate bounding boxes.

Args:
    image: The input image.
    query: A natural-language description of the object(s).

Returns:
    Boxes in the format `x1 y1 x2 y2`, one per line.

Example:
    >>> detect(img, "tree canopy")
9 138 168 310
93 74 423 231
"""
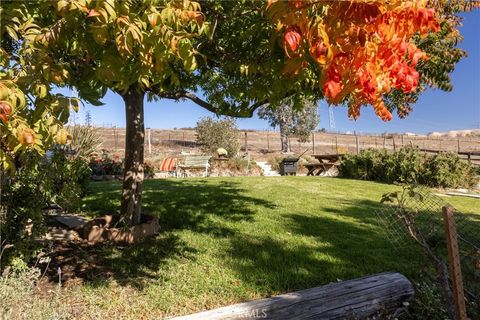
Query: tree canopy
268 0 479 121
1 1 477 154
1 0 478 223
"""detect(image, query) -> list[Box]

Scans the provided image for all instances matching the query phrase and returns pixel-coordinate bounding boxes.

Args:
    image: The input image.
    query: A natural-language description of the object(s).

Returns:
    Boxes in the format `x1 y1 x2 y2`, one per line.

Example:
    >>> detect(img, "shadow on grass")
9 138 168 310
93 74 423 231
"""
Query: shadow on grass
46 233 195 289
46 179 276 287
224 198 424 294
48 180 480 299
84 179 276 236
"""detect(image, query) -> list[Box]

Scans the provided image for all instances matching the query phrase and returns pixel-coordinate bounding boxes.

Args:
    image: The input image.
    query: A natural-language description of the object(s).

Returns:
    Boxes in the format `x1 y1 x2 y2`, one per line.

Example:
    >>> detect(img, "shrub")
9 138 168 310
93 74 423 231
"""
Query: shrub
339 147 478 188
144 161 156 178
422 152 478 188
47 148 92 210
89 151 123 176
89 151 156 179
0 155 49 266
338 149 389 181
227 157 250 171
0 149 91 266
0 126 97 268
267 155 283 173
68 125 102 159
195 117 240 158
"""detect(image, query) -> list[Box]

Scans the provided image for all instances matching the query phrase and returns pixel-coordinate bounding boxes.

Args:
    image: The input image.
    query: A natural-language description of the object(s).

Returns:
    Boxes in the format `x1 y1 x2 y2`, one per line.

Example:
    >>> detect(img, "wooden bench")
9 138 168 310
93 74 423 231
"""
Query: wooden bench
307 154 344 176
305 162 338 176
173 272 414 319
178 155 212 177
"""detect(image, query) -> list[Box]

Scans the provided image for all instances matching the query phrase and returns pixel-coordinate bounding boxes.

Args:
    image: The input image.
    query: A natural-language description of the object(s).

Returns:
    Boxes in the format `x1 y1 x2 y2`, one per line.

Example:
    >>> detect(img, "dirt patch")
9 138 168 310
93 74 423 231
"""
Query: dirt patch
77 214 160 244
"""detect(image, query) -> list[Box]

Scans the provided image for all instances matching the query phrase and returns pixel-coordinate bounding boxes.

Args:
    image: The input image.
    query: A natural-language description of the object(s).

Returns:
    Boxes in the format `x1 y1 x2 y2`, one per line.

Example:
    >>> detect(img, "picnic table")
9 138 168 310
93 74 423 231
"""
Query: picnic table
306 154 345 176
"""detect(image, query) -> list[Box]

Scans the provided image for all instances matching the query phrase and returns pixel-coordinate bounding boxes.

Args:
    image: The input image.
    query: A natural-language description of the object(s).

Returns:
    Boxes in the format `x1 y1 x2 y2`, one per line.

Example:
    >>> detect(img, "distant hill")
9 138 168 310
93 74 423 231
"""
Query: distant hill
428 129 480 138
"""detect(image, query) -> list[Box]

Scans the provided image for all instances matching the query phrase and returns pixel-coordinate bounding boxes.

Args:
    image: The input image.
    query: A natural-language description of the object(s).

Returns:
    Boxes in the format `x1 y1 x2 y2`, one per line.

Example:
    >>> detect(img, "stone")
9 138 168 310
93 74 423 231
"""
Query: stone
55 215 89 229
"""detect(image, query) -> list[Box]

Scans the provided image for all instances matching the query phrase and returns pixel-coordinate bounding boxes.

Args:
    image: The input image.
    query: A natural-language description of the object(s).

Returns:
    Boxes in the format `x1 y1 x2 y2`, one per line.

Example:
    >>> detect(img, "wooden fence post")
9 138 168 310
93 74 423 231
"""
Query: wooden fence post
244 132 248 154
113 126 117 152
267 131 270 152
356 135 360 154
147 128 152 155
312 132 315 155
393 136 396 152
457 138 460 154
401 135 404 147
383 135 386 149
335 136 338 154
442 206 467 320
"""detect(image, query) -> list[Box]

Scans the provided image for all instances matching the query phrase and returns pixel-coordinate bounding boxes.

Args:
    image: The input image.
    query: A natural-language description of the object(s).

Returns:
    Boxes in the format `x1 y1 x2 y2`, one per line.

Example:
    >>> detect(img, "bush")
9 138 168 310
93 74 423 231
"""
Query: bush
0 126 97 268
339 147 478 188
90 151 156 179
48 148 91 210
0 155 49 266
89 150 123 176
1 148 93 267
195 117 240 158
227 157 250 171
422 152 478 188
267 155 283 173
144 160 156 178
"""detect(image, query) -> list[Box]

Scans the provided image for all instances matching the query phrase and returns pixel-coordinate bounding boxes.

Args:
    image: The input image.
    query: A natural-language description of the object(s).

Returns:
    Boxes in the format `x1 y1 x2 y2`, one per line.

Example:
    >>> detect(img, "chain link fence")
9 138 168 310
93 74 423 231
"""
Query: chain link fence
375 187 480 317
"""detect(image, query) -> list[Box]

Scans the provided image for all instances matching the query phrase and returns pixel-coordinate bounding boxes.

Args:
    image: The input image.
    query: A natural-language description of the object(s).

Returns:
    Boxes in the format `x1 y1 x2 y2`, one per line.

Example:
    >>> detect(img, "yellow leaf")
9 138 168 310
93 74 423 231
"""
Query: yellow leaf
71 98 80 112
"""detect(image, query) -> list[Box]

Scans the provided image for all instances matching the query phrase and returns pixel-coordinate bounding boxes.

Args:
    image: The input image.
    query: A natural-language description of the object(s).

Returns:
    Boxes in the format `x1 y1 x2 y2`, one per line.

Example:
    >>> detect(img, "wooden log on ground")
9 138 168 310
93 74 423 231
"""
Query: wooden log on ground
173 272 414 320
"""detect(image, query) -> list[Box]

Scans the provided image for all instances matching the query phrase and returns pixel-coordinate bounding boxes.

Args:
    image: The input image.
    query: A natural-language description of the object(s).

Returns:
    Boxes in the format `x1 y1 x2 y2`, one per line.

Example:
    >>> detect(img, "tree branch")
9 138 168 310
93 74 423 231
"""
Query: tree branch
157 90 269 118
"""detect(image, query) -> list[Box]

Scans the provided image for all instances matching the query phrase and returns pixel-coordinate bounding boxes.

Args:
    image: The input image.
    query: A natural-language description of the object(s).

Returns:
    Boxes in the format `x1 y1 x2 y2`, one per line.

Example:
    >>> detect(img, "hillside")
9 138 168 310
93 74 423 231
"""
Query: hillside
90 126 480 163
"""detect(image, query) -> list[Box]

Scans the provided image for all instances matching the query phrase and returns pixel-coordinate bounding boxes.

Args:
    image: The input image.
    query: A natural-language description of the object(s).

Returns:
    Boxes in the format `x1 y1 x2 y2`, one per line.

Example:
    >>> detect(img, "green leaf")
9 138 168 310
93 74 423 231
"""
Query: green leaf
5 26 18 41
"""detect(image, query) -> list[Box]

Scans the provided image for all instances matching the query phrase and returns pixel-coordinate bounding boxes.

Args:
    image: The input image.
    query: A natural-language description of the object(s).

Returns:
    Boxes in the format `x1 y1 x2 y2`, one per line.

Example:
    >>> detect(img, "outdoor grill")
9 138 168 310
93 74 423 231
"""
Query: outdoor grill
280 157 299 176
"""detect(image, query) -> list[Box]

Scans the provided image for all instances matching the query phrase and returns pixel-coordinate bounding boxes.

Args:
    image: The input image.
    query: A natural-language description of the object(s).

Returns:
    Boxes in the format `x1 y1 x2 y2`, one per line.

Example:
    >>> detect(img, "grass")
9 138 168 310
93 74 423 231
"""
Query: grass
74 177 480 318
8 177 477 319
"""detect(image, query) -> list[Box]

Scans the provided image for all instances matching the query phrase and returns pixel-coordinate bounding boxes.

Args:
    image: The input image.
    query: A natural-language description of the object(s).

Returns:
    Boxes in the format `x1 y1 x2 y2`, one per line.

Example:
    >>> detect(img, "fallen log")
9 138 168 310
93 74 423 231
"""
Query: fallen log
173 272 414 320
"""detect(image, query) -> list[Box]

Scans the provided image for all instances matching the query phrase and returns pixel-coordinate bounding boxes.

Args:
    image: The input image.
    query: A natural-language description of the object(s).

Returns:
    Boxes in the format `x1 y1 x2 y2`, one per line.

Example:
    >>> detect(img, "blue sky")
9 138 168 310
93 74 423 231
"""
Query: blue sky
71 10 480 134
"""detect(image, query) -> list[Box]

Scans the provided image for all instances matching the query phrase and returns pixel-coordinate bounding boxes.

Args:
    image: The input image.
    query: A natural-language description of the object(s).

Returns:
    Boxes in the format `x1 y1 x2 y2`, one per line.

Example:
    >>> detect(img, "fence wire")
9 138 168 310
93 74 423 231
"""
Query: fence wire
374 187 480 312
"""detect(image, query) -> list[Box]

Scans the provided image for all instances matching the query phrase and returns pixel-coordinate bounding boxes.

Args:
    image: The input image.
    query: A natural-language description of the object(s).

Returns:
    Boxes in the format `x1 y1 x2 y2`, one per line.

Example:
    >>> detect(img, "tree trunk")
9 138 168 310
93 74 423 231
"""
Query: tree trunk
120 88 145 225
280 123 290 153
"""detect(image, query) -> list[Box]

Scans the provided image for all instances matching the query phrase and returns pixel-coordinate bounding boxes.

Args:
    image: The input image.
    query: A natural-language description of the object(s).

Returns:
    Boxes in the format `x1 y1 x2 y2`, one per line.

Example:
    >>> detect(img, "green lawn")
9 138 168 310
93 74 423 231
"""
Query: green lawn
77 177 478 318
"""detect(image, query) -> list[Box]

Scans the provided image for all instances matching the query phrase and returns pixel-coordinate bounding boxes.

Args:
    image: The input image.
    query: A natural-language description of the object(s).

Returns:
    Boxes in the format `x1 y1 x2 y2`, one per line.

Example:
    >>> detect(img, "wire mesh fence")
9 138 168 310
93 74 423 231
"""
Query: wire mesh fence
91 126 480 165
374 186 480 316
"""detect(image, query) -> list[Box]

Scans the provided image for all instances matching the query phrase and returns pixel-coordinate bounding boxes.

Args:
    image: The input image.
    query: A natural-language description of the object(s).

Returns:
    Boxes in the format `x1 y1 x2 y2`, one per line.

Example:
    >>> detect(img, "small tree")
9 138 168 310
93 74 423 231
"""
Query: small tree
259 97 319 153
195 117 240 158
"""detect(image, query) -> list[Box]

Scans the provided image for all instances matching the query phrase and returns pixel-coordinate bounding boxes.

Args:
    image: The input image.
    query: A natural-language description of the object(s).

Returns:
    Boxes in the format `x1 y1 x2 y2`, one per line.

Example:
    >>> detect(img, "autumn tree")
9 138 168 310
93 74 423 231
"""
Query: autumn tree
258 97 319 152
1 0 477 226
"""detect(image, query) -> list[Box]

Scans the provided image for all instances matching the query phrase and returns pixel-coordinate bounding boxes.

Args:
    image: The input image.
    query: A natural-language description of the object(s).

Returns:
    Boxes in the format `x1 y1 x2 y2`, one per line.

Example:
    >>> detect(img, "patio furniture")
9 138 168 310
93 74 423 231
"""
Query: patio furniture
306 154 345 176
158 157 178 176
178 155 212 177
